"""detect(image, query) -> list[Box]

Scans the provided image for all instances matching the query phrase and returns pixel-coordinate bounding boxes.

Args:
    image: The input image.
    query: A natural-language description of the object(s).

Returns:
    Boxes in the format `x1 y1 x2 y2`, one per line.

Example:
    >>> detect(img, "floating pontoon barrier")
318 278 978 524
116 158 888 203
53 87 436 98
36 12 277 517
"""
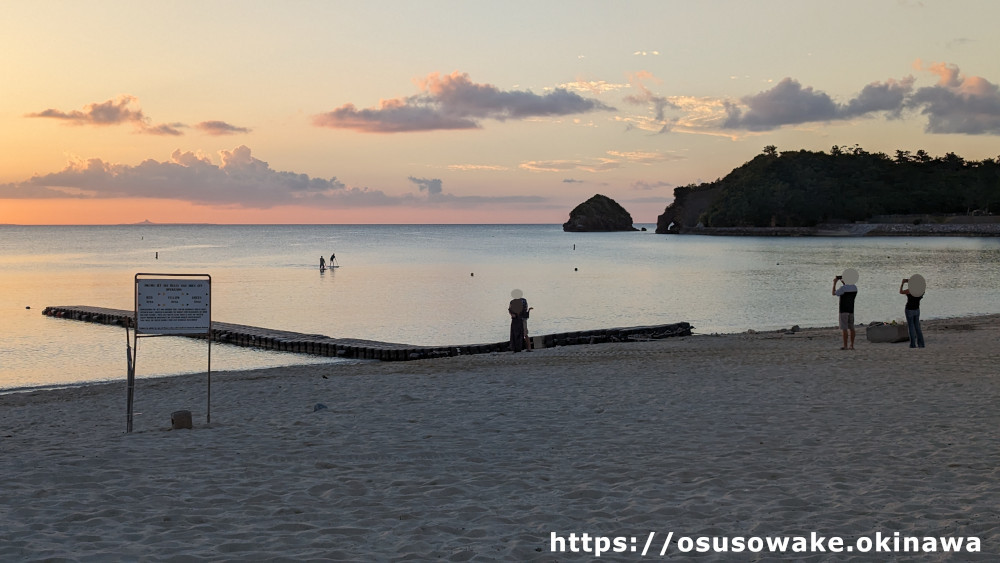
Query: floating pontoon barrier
42 305 692 362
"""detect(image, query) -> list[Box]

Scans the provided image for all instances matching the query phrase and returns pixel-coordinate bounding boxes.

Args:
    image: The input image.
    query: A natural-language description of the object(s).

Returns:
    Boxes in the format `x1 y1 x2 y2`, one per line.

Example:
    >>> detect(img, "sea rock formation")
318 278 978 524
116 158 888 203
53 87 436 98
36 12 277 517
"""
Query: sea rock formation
562 194 637 232
655 185 722 233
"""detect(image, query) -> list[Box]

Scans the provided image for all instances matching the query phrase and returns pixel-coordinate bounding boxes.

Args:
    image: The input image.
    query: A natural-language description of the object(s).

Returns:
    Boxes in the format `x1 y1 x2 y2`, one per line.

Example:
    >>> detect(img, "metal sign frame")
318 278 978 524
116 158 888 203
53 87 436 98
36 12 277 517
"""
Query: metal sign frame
127 273 212 433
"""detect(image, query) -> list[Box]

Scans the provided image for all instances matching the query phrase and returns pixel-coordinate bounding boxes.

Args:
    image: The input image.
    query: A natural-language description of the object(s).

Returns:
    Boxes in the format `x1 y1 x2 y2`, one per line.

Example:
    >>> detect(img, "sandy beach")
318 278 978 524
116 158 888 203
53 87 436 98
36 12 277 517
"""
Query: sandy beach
2 315 999 561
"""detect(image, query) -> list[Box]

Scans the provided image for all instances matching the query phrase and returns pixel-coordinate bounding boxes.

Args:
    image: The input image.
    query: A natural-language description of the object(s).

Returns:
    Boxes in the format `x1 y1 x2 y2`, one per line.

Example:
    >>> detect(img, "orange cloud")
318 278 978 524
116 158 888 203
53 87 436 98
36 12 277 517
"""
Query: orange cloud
911 61 1000 134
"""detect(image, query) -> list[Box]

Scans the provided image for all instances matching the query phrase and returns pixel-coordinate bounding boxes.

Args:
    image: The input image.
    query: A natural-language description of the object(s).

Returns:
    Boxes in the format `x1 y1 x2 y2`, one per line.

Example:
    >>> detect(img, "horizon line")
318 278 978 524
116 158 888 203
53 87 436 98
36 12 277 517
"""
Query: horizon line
0 221 659 227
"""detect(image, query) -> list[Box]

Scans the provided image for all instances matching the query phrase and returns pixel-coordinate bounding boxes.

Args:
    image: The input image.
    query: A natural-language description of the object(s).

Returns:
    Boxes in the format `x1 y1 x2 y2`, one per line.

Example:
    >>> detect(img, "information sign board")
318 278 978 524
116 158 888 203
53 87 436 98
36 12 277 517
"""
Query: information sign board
136 278 211 334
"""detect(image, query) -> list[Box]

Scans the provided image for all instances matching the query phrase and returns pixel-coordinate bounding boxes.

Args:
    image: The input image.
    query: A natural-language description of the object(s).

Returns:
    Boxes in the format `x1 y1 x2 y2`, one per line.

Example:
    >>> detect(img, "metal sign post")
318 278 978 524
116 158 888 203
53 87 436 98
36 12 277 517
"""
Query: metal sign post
128 273 212 433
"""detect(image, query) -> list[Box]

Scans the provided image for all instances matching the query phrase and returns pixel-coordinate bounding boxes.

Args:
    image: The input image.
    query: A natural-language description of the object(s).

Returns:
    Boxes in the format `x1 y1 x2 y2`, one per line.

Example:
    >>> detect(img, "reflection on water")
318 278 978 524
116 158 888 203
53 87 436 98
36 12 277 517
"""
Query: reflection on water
2 225 999 390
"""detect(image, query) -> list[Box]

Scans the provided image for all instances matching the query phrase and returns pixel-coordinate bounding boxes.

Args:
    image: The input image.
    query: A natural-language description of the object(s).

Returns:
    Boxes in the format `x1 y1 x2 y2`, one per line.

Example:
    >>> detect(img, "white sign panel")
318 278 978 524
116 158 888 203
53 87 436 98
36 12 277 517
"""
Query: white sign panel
136 279 211 334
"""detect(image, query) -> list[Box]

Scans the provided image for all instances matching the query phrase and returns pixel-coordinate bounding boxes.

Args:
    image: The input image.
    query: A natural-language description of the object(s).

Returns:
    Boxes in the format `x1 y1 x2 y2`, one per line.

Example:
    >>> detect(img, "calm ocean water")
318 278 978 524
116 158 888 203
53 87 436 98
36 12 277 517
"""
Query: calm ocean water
2 224 999 392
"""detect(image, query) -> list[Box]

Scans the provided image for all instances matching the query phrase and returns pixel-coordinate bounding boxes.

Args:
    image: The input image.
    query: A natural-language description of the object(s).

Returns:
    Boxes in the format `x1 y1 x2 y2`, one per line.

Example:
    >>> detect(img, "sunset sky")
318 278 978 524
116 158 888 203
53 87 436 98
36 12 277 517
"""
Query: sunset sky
3 0 1000 225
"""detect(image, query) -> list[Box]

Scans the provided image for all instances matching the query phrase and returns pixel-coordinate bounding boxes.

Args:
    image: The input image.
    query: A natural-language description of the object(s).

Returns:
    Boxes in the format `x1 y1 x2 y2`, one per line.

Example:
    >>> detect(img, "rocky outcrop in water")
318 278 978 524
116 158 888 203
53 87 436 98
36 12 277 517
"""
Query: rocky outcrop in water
655 185 721 233
563 194 637 232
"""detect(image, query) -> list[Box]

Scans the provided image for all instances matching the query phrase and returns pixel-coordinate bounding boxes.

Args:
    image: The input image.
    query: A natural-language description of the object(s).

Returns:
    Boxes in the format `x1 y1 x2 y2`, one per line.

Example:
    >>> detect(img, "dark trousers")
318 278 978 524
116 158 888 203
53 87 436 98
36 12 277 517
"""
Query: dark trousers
905 308 925 348
510 317 525 352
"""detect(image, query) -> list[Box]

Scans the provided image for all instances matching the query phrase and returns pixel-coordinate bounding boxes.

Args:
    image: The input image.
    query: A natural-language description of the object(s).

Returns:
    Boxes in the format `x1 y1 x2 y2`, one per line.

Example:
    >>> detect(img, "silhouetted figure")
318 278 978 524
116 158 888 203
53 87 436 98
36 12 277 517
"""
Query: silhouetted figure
508 289 533 352
900 277 925 348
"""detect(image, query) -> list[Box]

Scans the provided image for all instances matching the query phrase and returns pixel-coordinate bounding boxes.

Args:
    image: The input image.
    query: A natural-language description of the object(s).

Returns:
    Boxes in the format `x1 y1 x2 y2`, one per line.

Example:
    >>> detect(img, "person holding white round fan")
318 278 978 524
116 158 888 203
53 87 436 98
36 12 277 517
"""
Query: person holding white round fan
900 274 926 348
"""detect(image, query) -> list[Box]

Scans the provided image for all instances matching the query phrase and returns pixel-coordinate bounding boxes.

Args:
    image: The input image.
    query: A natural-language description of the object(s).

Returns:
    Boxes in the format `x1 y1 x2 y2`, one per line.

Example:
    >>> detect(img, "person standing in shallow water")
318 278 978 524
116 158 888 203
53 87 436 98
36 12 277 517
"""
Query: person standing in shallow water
833 273 858 350
899 277 925 348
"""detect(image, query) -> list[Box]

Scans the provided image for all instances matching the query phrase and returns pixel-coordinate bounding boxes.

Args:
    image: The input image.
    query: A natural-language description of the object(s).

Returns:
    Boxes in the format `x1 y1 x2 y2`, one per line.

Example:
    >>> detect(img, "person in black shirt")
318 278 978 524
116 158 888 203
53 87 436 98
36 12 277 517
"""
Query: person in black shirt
833 275 858 350
899 278 925 348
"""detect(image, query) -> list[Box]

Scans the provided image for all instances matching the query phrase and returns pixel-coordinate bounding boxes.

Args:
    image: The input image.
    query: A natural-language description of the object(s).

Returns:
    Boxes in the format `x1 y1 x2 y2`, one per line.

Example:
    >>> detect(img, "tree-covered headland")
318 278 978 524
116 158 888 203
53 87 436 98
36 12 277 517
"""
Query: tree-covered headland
657 146 1000 232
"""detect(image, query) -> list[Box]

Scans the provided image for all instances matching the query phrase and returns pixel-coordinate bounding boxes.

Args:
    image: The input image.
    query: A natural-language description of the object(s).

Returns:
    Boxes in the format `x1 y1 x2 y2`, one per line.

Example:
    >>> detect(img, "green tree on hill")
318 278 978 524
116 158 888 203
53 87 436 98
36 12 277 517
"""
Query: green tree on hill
671 146 1000 228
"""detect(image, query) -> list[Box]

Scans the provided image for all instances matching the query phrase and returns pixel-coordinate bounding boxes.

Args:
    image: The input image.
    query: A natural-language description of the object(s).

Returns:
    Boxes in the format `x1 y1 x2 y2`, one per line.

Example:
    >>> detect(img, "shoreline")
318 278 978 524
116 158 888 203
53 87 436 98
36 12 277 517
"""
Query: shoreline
2 312 992 396
2 312 999 559
664 222 1000 237
4 312 990 396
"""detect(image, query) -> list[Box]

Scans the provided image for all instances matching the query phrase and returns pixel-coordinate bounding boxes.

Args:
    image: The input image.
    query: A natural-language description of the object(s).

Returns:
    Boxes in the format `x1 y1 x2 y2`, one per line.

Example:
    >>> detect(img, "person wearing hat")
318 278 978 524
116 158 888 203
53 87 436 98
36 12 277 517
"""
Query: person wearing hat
899 276 926 348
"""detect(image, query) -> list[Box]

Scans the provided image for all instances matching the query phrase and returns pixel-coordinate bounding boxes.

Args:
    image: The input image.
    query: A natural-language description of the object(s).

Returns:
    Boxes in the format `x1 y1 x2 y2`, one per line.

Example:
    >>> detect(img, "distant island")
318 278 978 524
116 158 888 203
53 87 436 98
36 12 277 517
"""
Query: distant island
563 194 638 232
656 146 1000 236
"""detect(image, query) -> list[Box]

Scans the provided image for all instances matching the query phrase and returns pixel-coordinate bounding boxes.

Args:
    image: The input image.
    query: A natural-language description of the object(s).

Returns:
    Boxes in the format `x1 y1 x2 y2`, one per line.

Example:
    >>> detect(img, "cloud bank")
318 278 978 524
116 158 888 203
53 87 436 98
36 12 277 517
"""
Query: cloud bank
313 72 615 133
624 62 1000 136
408 176 443 195
26 95 250 136
722 76 915 131
0 146 543 209
1 146 348 207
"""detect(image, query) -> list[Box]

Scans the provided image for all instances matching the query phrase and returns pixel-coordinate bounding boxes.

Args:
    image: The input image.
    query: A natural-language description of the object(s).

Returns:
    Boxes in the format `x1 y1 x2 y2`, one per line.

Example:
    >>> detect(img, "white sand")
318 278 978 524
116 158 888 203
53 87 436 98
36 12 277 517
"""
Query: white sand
2 316 999 561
